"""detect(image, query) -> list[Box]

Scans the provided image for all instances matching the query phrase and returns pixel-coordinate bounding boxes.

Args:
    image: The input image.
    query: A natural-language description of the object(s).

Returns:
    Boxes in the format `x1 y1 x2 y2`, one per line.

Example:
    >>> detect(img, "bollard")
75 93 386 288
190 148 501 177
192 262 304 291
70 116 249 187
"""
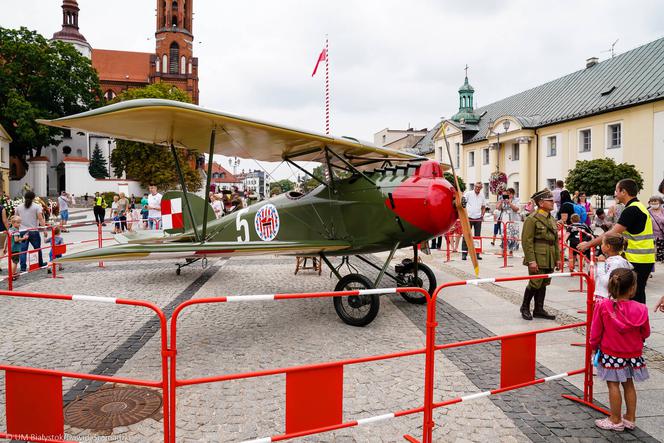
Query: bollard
51 225 57 279
7 232 13 291
97 221 105 268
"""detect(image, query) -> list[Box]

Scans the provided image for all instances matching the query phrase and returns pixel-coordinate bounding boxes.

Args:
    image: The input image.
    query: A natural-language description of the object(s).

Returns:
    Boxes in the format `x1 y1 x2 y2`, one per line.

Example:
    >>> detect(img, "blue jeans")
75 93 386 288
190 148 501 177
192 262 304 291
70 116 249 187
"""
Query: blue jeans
20 230 45 272
148 217 160 230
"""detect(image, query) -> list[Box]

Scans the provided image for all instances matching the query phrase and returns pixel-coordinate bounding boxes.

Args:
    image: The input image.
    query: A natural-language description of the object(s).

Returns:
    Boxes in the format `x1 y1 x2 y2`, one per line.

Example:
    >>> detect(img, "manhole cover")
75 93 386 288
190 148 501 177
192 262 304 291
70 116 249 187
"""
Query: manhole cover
64 386 162 430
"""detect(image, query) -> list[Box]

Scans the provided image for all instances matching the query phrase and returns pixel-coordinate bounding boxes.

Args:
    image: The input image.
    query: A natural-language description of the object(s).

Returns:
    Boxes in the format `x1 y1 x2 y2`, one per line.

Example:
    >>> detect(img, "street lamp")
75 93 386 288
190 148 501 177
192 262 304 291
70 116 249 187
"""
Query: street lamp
488 120 511 170
107 139 112 177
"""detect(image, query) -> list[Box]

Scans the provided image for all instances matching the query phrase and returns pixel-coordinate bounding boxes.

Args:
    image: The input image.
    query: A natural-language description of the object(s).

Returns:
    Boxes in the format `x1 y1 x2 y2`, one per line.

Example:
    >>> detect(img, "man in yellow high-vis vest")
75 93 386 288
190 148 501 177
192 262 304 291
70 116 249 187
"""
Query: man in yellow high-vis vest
579 179 655 304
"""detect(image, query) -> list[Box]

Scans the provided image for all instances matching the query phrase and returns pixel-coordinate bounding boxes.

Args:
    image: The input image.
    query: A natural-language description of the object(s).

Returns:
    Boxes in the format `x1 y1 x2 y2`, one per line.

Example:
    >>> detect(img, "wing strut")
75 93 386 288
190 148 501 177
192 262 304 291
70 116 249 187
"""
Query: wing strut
326 148 377 187
201 129 216 239
285 159 329 189
171 144 201 242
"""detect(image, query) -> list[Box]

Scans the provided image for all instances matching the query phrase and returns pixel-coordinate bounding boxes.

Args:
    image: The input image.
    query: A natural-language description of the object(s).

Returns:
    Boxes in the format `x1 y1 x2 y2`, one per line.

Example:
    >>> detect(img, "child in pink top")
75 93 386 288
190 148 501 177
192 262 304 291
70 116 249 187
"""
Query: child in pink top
590 268 650 431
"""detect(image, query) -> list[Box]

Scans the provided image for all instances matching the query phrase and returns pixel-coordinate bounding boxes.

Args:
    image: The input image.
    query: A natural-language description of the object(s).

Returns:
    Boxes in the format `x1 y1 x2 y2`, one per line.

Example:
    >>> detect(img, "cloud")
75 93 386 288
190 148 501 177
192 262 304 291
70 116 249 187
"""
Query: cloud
3 0 663 179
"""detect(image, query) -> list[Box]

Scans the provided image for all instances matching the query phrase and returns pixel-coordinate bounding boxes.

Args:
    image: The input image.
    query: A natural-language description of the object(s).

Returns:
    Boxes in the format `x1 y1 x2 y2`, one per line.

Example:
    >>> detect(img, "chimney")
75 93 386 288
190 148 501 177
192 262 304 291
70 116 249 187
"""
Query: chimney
586 57 599 69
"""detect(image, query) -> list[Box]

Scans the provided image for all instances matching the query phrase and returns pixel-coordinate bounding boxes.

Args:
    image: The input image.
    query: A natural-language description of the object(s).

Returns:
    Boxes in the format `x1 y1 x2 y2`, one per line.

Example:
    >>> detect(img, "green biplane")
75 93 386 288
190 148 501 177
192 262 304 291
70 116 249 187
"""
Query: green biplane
39 99 478 326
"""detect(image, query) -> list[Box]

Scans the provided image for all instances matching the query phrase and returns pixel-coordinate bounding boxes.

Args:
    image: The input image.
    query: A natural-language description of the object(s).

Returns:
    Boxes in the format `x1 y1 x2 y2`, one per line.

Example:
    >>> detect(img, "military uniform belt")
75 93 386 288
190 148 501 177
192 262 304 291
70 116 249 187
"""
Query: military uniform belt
534 239 556 245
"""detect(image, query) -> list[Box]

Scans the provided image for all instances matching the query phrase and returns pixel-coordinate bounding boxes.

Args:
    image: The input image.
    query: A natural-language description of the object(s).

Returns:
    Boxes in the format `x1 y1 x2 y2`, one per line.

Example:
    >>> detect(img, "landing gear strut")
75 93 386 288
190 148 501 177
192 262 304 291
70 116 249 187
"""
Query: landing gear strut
175 256 208 275
320 243 436 327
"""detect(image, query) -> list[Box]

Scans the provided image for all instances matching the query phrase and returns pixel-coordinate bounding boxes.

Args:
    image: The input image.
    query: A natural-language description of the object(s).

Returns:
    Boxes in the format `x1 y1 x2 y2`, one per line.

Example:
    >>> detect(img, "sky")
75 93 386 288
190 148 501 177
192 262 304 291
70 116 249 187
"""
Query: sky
3 0 663 181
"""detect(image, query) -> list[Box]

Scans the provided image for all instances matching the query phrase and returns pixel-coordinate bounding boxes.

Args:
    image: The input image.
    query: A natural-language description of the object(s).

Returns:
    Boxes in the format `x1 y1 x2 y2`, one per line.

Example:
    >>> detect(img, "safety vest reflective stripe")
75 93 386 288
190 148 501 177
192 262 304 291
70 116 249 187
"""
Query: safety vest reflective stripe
622 232 656 240
626 248 657 254
623 201 655 264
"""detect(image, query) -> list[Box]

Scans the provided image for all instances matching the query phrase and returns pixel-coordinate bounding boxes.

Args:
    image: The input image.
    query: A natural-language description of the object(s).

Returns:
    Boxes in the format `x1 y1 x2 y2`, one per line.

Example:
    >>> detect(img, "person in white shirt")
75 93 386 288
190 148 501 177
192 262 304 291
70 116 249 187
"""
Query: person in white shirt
461 182 486 260
57 191 71 231
147 185 163 230
595 233 632 299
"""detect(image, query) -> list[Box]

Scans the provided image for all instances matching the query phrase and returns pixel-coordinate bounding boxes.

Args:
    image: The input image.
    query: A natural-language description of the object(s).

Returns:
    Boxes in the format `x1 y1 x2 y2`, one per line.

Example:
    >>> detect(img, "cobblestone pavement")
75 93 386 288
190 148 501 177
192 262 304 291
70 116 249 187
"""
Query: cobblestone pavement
0 251 661 442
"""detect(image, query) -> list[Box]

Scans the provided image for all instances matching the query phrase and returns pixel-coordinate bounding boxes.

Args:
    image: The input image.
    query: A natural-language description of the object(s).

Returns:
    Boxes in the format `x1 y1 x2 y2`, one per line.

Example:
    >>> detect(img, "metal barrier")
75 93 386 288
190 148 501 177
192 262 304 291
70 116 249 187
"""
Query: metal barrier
167 287 430 443
404 271 606 443
1 274 605 442
0 290 170 443
2 216 163 289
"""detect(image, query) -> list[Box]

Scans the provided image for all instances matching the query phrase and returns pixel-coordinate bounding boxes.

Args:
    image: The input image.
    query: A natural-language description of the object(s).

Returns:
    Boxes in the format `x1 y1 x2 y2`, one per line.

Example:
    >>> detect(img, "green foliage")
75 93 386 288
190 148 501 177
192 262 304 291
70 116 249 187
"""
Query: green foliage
444 172 466 192
271 179 295 195
88 143 109 179
109 83 201 191
0 27 103 159
565 159 643 197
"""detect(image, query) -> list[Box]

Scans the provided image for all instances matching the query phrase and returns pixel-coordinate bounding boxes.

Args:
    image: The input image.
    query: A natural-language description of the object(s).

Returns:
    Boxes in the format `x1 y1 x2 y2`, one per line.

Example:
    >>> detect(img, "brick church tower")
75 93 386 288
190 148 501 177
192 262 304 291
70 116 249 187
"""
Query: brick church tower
152 0 199 104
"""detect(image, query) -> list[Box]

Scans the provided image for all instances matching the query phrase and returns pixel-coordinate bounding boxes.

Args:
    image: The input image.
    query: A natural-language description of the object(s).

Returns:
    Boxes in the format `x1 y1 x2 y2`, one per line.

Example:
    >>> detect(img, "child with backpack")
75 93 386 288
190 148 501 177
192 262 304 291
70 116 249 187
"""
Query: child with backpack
590 268 650 431
45 226 65 274
566 213 594 271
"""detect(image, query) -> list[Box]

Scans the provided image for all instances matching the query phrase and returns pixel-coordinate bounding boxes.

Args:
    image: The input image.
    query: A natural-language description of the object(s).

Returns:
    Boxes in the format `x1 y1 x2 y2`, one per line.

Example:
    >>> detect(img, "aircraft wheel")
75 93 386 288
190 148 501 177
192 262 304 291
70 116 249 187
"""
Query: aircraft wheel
333 274 380 327
399 263 436 305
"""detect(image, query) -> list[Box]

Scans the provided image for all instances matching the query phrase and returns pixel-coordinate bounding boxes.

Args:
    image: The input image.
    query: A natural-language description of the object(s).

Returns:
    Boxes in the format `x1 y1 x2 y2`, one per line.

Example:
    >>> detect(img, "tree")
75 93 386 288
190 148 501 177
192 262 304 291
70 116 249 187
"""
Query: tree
271 179 295 195
443 172 466 192
88 143 109 178
109 83 201 191
565 158 643 208
0 27 103 159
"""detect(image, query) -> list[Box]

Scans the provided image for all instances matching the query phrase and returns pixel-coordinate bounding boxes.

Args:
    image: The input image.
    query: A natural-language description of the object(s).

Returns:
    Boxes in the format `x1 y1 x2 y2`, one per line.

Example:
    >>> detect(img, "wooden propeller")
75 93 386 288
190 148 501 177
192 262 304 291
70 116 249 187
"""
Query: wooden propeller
440 124 480 276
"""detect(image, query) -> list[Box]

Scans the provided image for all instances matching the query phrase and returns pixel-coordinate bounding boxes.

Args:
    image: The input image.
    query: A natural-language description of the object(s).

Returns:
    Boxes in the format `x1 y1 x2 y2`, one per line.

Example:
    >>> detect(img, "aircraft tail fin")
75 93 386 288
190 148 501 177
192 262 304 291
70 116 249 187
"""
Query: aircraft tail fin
161 191 215 235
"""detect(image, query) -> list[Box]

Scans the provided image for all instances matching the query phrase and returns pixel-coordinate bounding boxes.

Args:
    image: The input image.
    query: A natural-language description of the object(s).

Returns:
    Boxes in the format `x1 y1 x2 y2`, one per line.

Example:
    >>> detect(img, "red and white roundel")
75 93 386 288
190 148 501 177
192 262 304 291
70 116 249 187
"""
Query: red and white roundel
254 204 280 241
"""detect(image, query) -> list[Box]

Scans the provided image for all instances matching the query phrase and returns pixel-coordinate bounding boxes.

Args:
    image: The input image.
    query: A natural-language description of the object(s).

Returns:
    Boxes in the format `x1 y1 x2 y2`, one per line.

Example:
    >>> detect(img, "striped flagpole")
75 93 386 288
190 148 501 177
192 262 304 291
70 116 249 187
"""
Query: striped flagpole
325 35 330 134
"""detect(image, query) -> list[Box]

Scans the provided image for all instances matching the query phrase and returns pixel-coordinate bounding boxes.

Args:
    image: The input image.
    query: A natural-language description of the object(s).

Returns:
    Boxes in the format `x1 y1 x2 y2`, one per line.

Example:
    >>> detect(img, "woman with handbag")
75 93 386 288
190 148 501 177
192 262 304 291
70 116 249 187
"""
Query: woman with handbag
647 195 664 264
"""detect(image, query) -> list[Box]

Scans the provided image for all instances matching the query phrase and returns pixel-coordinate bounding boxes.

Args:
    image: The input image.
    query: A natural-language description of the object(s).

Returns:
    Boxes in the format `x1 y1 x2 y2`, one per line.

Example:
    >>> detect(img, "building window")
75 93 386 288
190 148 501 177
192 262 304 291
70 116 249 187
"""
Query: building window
547 136 557 157
607 123 622 149
156 58 160 73
181 56 186 74
468 151 475 167
514 181 520 198
455 142 460 168
512 143 520 161
162 54 168 73
169 42 179 74
579 129 591 152
482 148 489 165
547 178 556 190
104 90 116 101
62 129 71 139
483 182 489 199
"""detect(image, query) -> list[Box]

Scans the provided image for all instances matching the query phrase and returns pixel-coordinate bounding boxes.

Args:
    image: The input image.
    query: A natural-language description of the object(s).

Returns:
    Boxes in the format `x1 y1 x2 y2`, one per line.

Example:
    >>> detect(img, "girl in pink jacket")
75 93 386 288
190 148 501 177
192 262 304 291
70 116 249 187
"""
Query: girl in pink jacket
590 268 650 431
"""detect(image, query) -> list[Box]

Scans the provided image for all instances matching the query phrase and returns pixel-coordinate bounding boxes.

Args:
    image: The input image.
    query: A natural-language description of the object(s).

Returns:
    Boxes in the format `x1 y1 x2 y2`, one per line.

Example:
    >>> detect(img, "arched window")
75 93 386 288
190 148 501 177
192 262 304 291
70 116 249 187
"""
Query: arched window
172 14 178 27
181 56 186 74
104 90 116 101
169 43 179 74
188 60 192 74
156 58 160 73
162 55 168 73
162 0 167 27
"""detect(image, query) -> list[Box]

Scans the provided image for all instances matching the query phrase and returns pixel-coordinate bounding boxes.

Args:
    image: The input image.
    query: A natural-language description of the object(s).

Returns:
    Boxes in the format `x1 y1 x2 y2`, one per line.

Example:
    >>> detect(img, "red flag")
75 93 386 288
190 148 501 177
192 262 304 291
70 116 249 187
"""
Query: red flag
311 48 327 77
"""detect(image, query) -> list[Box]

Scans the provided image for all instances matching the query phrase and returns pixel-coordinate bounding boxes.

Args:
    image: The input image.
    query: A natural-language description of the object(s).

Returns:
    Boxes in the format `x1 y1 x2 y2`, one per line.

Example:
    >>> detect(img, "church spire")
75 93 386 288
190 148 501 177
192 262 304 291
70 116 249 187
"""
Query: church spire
52 0 91 58
451 65 479 124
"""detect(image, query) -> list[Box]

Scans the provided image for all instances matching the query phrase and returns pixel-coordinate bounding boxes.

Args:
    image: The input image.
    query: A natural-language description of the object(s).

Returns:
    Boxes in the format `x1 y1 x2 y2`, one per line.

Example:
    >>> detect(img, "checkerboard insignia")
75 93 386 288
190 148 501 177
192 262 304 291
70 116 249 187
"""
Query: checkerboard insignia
161 197 184 230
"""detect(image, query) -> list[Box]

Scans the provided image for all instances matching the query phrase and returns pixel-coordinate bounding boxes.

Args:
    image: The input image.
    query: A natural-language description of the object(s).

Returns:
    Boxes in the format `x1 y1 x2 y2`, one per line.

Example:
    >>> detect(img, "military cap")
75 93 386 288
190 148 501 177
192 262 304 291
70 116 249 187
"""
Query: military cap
531 188 554 202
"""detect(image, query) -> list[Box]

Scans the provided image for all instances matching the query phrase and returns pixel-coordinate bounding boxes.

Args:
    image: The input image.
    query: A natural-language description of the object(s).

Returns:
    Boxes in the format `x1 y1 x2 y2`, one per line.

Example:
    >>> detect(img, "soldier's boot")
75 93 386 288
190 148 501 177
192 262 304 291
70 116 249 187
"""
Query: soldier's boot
533 287 556 320
520 288 535 320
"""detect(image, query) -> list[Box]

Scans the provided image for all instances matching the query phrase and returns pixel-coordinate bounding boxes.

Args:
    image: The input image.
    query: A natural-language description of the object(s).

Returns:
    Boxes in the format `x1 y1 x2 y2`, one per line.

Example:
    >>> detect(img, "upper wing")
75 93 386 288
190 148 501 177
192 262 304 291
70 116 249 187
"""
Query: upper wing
38 99 425 168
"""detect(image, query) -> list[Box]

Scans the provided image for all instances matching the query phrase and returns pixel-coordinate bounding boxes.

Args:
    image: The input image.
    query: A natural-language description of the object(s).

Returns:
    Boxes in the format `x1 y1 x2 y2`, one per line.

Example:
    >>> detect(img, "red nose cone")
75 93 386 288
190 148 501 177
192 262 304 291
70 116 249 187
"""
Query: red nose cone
387 173 456 236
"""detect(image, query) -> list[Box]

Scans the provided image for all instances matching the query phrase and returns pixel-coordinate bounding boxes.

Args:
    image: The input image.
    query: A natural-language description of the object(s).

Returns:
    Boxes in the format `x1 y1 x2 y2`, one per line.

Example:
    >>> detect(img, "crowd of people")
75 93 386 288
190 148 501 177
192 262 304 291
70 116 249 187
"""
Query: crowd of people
208 186 246 219
92 185 163 232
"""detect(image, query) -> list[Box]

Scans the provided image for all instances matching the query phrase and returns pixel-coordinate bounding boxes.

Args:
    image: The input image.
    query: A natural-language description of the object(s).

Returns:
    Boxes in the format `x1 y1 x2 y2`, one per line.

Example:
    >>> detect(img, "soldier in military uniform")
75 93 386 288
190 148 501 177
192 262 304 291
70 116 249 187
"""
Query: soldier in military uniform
520 189 560 320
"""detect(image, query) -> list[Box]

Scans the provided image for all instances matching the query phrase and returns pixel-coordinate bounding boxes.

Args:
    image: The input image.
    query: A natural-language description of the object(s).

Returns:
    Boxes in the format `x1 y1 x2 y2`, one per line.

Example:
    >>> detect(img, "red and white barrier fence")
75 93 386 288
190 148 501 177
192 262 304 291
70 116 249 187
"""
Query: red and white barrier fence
0 271 604 442
0 289 171 443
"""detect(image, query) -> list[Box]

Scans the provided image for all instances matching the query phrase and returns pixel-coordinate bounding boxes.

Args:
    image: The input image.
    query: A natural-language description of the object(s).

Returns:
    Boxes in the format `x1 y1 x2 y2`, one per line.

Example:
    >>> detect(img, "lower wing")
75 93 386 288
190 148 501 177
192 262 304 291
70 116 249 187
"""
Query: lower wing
59 240 351 262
